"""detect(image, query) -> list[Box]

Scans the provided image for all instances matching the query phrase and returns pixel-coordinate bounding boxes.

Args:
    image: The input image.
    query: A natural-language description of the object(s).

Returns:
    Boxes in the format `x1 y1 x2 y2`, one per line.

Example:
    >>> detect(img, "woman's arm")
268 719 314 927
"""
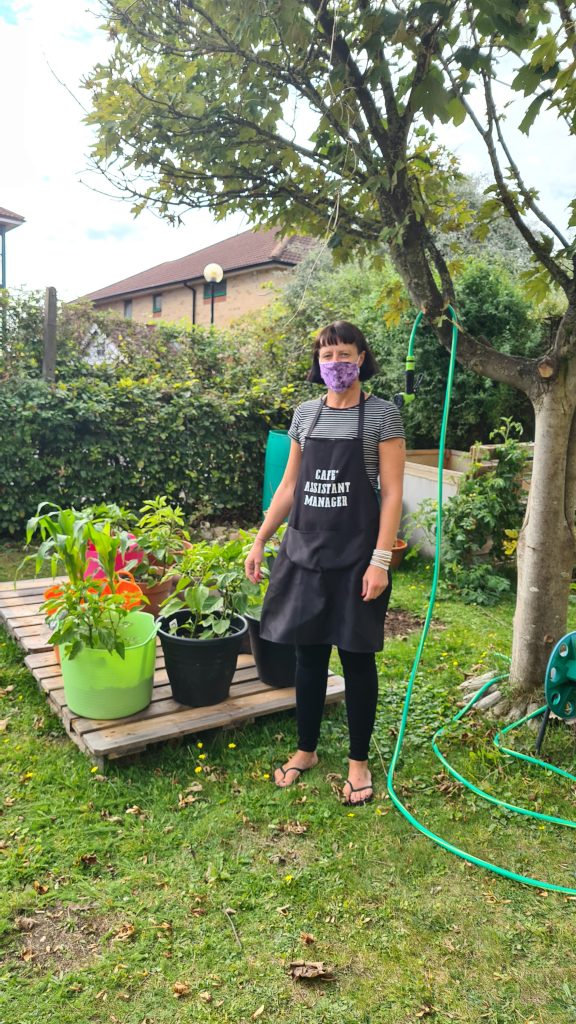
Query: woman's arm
245 439 302 583
362 436 406 601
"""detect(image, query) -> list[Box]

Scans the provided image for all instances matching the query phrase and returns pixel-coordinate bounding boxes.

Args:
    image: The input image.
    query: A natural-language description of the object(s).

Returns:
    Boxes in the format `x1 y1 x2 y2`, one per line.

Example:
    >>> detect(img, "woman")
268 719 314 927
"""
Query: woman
245 321 405 806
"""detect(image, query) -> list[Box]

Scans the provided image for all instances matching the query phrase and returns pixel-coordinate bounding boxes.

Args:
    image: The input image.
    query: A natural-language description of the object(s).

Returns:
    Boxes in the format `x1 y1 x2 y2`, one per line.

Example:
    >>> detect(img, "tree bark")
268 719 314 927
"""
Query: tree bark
510 359 576 699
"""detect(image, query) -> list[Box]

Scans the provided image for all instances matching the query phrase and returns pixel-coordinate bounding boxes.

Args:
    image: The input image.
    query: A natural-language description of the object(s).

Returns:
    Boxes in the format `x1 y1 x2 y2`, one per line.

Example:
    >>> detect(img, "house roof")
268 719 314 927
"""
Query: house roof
84 228 316 303
0 206 25 231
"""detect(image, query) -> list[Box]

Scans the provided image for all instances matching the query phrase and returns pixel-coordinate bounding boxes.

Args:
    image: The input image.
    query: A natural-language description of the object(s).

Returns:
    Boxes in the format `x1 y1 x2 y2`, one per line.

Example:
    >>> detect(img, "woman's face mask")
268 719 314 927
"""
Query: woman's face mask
318 356 362 392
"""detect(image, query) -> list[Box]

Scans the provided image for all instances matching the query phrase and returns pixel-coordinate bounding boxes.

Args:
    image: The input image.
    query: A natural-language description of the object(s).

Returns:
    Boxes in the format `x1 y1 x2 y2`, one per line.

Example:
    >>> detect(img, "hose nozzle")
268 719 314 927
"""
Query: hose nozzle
394 356 419 408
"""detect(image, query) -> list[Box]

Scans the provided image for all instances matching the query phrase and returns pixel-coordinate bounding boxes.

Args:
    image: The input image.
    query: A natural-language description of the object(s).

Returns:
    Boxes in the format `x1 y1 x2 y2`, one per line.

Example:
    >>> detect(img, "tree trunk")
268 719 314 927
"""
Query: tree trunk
510 366 576 699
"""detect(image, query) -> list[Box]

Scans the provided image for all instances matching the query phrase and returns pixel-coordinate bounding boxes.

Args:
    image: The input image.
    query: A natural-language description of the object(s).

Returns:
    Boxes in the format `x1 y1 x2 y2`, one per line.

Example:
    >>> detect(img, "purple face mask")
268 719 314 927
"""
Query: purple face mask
319 359 360 392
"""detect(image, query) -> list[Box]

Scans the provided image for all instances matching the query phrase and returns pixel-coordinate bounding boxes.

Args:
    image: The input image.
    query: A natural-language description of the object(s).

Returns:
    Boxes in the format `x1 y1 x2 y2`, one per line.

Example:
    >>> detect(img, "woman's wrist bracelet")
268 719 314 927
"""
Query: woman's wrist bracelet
370 547 391 570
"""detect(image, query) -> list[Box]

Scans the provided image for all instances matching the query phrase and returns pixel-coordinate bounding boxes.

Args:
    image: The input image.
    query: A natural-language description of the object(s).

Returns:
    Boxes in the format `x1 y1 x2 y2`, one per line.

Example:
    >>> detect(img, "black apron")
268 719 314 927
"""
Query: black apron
259 394 392 653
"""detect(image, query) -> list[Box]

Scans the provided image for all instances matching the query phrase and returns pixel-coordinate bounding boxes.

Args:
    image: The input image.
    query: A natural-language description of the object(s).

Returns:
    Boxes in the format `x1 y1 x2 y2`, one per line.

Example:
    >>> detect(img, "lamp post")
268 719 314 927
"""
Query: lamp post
203 262 223 325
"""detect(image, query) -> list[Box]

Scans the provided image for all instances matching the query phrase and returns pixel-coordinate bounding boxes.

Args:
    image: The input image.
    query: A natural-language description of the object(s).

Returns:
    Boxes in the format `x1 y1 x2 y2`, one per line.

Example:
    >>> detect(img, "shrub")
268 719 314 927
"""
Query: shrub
0 376 281 536
408 419 528 604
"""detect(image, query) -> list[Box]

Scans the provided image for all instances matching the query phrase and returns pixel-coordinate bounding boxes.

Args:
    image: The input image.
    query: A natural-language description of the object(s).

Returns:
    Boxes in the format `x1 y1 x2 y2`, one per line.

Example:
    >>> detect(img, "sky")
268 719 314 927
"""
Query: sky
0 0 574 301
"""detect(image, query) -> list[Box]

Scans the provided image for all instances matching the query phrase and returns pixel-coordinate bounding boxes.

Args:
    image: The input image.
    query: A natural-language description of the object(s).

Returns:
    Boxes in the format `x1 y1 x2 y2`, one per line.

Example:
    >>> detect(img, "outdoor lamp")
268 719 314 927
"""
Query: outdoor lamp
203 262 224 325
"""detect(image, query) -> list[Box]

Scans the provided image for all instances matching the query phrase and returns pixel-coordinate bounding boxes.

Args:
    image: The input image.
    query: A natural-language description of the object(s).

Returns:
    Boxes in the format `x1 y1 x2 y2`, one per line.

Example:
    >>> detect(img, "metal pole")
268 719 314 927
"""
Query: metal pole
1 226 6 290
42 286 57 381
210 280 215 325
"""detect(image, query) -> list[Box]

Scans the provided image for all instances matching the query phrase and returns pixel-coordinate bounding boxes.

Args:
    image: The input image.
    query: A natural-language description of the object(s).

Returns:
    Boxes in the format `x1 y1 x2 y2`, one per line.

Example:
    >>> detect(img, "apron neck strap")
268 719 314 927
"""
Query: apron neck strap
357 392 366 439
308 397 326 437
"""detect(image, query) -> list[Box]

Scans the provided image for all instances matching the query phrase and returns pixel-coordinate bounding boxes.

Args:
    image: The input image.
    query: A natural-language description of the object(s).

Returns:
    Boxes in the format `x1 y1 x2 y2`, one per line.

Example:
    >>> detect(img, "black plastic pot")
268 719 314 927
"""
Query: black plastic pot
245 612 297 688
158 611 248 707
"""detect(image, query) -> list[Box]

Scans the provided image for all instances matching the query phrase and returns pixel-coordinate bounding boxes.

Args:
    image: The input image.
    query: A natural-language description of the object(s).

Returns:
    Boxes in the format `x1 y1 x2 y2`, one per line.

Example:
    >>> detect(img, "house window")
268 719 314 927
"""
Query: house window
123 299 133 319
152 293 163 315
203 279 227 300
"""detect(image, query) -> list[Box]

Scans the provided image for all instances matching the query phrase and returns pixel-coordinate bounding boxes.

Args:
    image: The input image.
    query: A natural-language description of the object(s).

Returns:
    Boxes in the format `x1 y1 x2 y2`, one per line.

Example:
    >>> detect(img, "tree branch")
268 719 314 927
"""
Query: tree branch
485 76 571 250
306 0 391 163
556 0 576 60
441 52 572 294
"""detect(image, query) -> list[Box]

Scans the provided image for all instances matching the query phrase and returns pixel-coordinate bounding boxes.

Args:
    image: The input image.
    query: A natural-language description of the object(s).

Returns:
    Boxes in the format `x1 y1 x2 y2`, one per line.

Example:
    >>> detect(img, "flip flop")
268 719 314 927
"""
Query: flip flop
274 764 311 788
342 779 374 807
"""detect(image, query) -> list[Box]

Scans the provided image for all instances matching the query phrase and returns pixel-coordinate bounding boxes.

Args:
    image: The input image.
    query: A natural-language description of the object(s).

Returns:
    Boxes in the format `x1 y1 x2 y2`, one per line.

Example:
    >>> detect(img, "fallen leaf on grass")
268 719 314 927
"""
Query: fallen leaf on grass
0 686 14 697
21 948 35 962
300 932 315 945
113 923 136 942
79 853 98 866
33 881 48 894
199 990 212 1003
4 796 15 807
125 805 147 818
178 793 200 809
253 1005 265 1019
288 960 335 981
416 1006 435 1018
15 916 36 932
0 719 9 732
277 821 307 835
173 982 190 998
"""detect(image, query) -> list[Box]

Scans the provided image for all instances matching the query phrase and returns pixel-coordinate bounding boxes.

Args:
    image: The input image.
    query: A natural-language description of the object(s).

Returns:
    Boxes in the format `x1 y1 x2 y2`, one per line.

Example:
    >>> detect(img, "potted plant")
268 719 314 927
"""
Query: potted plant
22 503 156 719
239 526 297 688
128 495 191 616
42 578 156 719
157 538 255 707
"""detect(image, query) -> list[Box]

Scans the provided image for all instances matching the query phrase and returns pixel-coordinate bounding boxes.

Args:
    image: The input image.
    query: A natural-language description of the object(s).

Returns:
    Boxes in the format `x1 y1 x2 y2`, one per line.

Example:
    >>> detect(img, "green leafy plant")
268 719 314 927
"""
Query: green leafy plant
407 419 528 605
160 537 260 640
19 502 136 587
41 579 137 659
130 495 190 586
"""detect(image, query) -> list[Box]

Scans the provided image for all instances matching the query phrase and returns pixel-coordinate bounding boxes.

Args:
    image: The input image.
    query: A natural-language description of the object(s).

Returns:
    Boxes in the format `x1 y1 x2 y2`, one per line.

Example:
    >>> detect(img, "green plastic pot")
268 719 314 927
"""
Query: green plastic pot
60 611 157 719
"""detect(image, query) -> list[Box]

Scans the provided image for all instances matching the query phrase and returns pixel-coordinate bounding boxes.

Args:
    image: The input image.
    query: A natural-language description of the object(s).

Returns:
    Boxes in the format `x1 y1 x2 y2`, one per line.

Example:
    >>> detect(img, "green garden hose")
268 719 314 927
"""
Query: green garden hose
386 305 576 894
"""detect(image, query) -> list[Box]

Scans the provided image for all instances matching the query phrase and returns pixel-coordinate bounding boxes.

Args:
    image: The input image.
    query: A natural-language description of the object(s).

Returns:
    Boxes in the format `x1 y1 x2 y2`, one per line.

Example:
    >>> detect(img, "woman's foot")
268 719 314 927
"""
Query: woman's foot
274 750 318 787
342 759 373 806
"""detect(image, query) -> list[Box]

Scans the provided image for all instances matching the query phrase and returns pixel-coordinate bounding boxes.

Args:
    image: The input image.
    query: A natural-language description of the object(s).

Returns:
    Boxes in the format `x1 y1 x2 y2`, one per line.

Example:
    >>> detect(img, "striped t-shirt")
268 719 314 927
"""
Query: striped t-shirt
288 395 405 491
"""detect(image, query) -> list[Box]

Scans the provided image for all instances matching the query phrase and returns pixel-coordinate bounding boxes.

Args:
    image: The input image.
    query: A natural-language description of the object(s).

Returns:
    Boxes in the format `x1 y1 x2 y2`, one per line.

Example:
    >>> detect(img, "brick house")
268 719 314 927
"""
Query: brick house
83 228 316 327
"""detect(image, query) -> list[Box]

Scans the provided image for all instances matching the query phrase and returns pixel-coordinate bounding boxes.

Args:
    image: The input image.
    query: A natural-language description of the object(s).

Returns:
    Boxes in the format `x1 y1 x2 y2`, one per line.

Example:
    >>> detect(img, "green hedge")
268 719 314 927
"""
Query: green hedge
0 377 276 536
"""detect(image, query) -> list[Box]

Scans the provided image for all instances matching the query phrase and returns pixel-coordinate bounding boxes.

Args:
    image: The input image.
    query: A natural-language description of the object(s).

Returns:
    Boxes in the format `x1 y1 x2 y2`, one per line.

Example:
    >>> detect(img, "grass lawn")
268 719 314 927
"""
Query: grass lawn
2 539 576 1024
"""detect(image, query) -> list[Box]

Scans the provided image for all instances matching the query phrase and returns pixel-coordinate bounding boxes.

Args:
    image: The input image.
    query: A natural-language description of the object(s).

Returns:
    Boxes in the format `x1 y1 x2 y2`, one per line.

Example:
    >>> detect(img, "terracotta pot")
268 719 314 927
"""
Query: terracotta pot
139 575 177 618
390 538 408 571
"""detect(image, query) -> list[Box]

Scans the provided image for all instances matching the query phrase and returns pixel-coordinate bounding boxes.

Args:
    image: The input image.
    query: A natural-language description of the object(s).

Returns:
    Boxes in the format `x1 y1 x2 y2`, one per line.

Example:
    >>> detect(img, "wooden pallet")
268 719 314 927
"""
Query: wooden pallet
0 578 344 766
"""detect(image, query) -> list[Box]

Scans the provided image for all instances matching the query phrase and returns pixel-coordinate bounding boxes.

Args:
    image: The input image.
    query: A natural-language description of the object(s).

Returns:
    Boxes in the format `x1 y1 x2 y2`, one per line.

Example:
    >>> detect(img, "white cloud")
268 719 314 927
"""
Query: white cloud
1 2 573 301
0 0 245 299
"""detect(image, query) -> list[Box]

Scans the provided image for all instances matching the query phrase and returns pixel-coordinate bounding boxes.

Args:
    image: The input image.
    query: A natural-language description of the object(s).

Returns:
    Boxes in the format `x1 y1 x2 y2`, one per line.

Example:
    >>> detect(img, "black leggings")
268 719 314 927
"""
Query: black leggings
295 644 378 761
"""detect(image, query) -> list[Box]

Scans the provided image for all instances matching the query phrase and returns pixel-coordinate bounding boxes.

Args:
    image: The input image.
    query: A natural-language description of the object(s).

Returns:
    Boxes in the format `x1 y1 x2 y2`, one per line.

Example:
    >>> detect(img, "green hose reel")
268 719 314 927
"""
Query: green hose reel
545 631 576 719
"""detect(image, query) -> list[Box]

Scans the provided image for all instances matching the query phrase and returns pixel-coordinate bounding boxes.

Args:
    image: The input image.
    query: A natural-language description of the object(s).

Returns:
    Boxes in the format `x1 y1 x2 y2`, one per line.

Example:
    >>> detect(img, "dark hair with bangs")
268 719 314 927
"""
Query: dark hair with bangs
307 320 378 383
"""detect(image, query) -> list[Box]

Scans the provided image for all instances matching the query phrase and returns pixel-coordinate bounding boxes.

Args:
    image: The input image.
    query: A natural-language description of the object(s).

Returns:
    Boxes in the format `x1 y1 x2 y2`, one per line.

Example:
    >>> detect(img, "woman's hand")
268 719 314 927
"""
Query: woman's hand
245 540 266 584
361 564 389 602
